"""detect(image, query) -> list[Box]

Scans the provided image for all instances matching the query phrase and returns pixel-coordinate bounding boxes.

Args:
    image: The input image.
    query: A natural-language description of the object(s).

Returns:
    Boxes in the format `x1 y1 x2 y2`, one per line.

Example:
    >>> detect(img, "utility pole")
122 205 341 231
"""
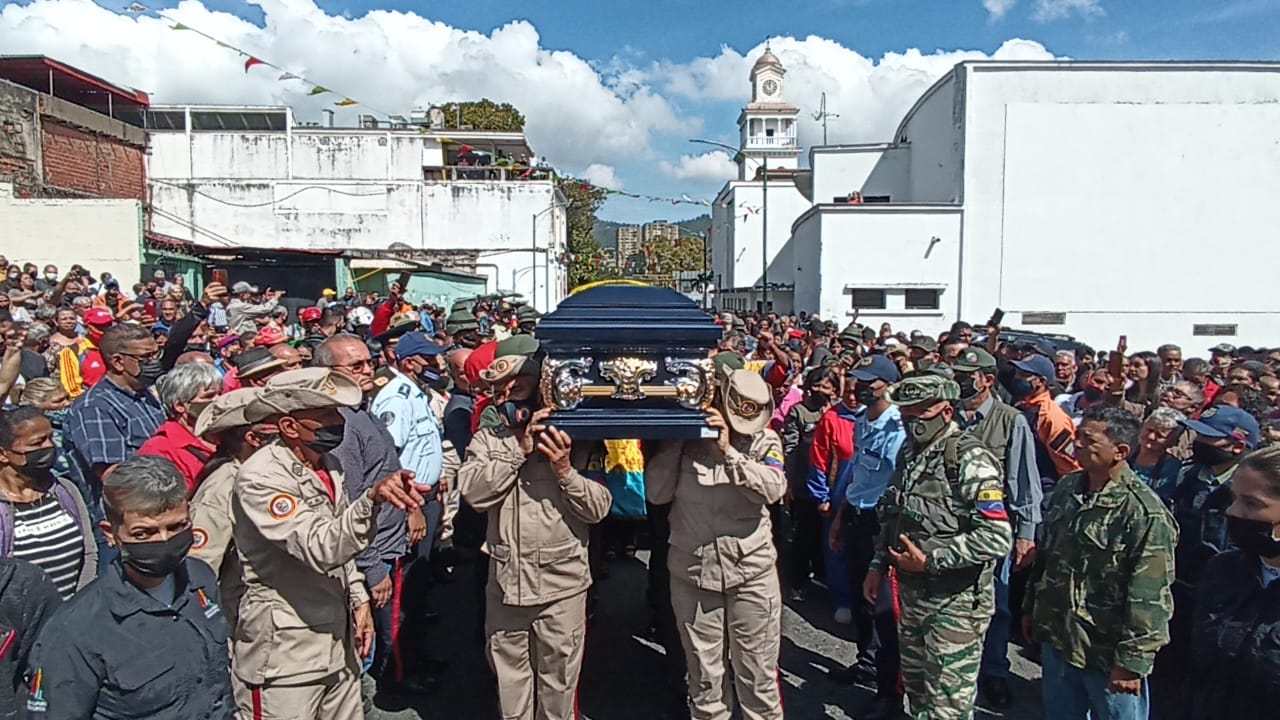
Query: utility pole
760 155 768 312
812 92 840 145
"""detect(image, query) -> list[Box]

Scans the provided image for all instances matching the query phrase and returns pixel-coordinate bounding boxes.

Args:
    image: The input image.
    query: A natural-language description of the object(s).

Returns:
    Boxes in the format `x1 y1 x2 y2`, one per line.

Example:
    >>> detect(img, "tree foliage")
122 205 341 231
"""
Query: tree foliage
557 177 614 289
437 100 526 132
643 234 707 275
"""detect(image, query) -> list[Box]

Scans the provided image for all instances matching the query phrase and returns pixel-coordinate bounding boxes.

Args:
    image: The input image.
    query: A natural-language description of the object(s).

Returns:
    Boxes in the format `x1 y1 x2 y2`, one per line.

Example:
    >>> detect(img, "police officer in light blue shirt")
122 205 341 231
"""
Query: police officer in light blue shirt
370 331 448 690
829 354 908 716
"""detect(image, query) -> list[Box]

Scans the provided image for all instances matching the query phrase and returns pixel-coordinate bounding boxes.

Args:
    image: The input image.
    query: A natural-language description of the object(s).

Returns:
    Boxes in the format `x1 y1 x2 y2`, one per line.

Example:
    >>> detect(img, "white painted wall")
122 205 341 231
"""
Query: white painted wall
899 73 964 204
0 184 142 283
792 205 962 333
713 181 810 291
956 63 1280 350
810 145 910 205
147 129 565 311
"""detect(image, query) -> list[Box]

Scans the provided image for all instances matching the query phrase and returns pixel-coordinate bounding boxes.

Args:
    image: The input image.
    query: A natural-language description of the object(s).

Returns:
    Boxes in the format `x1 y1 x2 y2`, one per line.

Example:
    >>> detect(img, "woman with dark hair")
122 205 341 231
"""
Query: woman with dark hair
1125 351 1164 414
782 366 840 601
0 407 97 599
1187 445 1280 719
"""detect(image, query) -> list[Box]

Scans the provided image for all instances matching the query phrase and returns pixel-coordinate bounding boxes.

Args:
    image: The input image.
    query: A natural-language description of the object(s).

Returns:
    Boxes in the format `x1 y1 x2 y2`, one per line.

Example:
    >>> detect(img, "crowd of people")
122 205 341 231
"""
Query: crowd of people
0 252 1276 720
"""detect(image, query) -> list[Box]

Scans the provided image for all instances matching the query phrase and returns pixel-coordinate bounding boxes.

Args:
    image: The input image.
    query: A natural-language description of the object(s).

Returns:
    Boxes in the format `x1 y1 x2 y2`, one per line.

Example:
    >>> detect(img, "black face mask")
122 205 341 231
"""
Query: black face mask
1225 515 1280 558
1191 442 1238 468
305 425 346 454
854 385 879 406
956 376 981 400
12 447 57 478
134 358 165 388
119 528 193 578
807 391 832 407
498 401 534 429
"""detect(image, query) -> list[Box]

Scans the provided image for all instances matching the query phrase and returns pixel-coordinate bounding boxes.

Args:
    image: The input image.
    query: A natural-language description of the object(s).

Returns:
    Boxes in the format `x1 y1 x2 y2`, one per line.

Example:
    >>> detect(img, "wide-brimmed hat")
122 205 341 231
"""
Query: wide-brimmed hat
195 388 262 437
235 347 289 380
245 368 362 422
721 369 773 436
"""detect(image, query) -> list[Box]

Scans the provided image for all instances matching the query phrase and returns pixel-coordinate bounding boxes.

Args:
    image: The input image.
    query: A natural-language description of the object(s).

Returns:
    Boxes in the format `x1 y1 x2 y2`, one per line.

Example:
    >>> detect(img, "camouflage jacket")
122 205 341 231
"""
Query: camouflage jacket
1024 465 1177 676
871 423 1012 592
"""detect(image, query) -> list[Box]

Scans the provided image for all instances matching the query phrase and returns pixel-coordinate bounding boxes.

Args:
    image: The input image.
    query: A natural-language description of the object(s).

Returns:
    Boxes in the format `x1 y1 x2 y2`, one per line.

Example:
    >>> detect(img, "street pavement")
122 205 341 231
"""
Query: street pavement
367 545 1045 720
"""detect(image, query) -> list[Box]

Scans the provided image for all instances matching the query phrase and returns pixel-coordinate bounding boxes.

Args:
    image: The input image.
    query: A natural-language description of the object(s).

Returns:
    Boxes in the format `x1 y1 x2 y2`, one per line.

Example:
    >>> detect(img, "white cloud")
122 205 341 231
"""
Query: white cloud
1032 0 1104 22
0 0 697 171
581 163 623 190
650 37 1057 152
659 151 737 183
984 0 1018 20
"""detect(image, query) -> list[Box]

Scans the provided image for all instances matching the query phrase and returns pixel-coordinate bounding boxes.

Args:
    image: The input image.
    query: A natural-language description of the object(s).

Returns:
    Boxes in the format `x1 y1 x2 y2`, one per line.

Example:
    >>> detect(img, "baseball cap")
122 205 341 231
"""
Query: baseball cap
885 373 961 407
850 354 901 384
254 326 287 348
951 347 998 373
1210 343 1237 356
1180 405 1260 449
1011 354 1055 380
395 332 448 361
245 368 363 423
215 335 241 351
299 307 323 323
909 336 938 353
83 307 115 327
231 281 259 294
322 288 337 297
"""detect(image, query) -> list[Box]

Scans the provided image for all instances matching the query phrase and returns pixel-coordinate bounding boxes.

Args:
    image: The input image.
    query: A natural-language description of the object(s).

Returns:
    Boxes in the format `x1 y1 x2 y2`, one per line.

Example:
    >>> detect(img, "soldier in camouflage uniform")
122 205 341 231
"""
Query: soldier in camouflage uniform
1023 404 1176 720
864 374 1012 720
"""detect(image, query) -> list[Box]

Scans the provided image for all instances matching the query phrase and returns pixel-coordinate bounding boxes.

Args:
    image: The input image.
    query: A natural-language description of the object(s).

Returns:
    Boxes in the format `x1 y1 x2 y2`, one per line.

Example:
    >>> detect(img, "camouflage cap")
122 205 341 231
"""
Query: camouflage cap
711 351 746 382
885 373 961 407
480 334 542 384
445 307 478 335
516 304 542 324
951 347 998 372
838 322 861 346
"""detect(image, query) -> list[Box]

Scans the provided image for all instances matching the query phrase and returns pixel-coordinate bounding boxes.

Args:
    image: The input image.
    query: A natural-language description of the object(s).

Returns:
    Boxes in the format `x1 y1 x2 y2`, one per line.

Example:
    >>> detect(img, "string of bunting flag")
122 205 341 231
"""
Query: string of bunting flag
122 3 723 210
123 2 386 114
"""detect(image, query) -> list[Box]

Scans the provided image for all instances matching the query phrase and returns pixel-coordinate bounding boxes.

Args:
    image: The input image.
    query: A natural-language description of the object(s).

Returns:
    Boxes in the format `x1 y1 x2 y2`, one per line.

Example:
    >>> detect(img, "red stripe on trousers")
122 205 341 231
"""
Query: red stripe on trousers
251 686 263 720
391 557 405 683
889 568 904 696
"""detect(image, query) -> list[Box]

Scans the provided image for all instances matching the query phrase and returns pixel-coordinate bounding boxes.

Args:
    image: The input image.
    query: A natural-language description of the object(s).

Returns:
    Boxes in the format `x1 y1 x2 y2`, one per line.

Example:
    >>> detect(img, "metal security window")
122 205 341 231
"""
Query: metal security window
851 289 886 309
904 289 940 310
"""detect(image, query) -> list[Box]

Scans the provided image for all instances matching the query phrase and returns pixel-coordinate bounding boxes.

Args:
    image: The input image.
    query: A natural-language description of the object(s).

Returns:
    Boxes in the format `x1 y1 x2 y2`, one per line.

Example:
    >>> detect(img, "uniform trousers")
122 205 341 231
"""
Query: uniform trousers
897 582 990 720
670 570 783 720
237 668 363 720
485 587 587 720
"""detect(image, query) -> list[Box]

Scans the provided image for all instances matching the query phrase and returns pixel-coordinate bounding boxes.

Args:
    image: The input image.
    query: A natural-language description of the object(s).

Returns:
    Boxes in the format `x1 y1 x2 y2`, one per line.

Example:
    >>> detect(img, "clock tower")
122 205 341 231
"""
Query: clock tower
737 42 800 180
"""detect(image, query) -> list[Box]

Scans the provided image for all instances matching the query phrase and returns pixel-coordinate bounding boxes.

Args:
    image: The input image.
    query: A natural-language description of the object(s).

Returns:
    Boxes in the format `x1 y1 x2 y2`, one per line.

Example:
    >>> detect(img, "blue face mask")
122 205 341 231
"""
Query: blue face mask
1008 377 1034 400
44 408 70 427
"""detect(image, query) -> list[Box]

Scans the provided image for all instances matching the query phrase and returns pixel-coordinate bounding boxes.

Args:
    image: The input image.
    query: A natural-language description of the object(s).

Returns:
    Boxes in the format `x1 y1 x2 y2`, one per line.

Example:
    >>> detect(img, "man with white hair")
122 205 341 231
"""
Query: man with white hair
137 362 224 496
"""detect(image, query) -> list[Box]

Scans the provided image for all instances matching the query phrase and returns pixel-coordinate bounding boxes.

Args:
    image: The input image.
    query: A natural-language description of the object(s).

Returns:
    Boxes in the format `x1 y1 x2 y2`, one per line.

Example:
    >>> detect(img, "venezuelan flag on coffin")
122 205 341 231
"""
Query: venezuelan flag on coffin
602 439 647 518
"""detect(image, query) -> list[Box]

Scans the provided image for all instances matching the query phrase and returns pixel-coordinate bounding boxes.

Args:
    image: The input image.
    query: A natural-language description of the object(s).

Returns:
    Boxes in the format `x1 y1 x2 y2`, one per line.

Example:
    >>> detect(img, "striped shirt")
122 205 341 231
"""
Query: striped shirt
10 495 84 599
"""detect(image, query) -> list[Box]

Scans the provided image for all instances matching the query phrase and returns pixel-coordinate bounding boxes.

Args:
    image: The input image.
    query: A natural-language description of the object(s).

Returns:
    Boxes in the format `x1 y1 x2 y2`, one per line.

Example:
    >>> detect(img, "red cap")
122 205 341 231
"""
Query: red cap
84 308 115 327
299 307 322 323
464 341 499 387
254 326 287 347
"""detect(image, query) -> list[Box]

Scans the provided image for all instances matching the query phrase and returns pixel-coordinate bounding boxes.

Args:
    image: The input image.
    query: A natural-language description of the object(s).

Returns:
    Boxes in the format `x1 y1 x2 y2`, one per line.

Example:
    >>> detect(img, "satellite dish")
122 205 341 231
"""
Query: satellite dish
428 107 446 128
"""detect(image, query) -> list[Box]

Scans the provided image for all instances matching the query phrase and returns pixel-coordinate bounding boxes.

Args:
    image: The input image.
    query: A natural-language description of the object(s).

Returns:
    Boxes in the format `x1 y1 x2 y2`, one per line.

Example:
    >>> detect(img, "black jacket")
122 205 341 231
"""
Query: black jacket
0 559 61 720
1187 549 1280 720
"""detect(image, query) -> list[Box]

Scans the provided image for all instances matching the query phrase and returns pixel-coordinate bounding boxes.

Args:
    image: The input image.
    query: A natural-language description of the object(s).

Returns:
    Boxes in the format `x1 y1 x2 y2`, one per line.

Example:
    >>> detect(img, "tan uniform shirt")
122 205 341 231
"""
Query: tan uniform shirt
646 431 788 592
457 427 612 607
190 459 247 632
231 442 376 685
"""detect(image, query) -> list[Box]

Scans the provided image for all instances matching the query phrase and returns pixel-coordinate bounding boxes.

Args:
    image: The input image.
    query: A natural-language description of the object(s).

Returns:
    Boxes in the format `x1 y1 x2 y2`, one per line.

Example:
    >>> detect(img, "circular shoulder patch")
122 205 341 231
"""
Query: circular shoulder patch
380 411 396 426
191 528 209 550
268 493 298 520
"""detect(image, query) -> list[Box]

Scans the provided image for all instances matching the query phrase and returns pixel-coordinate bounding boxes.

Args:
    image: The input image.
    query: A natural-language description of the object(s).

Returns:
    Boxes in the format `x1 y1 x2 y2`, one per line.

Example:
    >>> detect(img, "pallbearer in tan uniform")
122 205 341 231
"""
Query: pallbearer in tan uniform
647 369 788 720
231 368 427 720
457 336 613 720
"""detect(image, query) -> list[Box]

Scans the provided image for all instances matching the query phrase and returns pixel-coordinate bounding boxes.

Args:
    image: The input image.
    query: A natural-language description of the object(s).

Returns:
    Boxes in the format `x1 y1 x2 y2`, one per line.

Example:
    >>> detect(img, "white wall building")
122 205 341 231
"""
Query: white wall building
1 183 143 284
791 61 1280 351
146 106 567 312
709 46 809 315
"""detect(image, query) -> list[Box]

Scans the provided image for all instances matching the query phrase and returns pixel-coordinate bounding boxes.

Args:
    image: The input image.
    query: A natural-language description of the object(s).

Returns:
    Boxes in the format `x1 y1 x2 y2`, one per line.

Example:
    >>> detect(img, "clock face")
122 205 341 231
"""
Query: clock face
762 79 778 96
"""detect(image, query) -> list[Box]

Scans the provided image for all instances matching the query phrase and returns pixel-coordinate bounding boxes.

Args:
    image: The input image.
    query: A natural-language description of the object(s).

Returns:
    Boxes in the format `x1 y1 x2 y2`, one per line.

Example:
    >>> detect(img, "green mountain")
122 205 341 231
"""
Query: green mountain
593 214 712 250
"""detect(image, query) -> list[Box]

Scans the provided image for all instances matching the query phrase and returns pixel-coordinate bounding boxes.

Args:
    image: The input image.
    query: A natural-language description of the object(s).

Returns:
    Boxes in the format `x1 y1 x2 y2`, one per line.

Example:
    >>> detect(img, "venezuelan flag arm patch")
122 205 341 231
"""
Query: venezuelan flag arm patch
763 447 785 472
976 487 1008 521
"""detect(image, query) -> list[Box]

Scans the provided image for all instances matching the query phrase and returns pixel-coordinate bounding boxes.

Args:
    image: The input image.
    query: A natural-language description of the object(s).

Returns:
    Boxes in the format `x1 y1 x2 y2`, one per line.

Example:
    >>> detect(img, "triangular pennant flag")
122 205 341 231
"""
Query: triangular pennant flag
170 22 190 30
244 57 266 73
278 72 299 81
334 98 357 107
308 86 330 96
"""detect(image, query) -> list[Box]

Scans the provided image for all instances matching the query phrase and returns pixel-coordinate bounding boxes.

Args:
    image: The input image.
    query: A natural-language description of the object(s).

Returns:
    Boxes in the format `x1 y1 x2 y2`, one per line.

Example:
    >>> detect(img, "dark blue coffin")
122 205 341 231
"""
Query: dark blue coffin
537 284 722 440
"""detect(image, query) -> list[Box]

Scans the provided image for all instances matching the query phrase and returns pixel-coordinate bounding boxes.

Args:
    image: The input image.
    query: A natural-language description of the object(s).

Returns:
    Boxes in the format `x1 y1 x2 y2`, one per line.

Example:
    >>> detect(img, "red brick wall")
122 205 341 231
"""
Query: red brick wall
40 120 145 200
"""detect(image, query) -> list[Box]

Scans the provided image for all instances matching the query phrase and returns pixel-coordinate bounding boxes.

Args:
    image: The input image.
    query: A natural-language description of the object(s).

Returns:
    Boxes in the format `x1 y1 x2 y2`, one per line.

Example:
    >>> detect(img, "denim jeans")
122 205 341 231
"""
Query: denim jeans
980 552 1013 678
1041 643 1149 720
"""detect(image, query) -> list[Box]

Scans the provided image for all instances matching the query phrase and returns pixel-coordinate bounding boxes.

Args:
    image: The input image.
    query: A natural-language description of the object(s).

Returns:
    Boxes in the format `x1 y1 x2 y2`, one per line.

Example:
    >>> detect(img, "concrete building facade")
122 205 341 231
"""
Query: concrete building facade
790 61 1280 350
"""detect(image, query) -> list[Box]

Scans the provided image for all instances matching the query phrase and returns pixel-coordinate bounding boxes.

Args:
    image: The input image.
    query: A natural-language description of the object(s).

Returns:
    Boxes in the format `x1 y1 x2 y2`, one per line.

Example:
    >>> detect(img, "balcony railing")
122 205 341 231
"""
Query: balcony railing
744 136 797 149
423 165 555 182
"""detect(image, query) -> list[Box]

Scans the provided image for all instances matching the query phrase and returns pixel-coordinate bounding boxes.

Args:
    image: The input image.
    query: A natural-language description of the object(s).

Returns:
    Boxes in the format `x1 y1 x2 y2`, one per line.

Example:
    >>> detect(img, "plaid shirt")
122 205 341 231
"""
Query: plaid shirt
64 377 166 517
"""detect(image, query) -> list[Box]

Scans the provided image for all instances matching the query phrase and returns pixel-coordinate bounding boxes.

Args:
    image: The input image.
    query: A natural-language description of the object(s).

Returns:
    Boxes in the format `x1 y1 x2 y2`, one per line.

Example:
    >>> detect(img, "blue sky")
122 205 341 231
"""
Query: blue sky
4 0 1279 223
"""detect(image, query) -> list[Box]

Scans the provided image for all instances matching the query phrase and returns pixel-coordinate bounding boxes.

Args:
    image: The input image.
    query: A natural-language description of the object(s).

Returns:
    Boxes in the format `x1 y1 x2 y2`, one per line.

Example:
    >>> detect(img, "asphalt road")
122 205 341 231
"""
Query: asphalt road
367 545 1046 720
